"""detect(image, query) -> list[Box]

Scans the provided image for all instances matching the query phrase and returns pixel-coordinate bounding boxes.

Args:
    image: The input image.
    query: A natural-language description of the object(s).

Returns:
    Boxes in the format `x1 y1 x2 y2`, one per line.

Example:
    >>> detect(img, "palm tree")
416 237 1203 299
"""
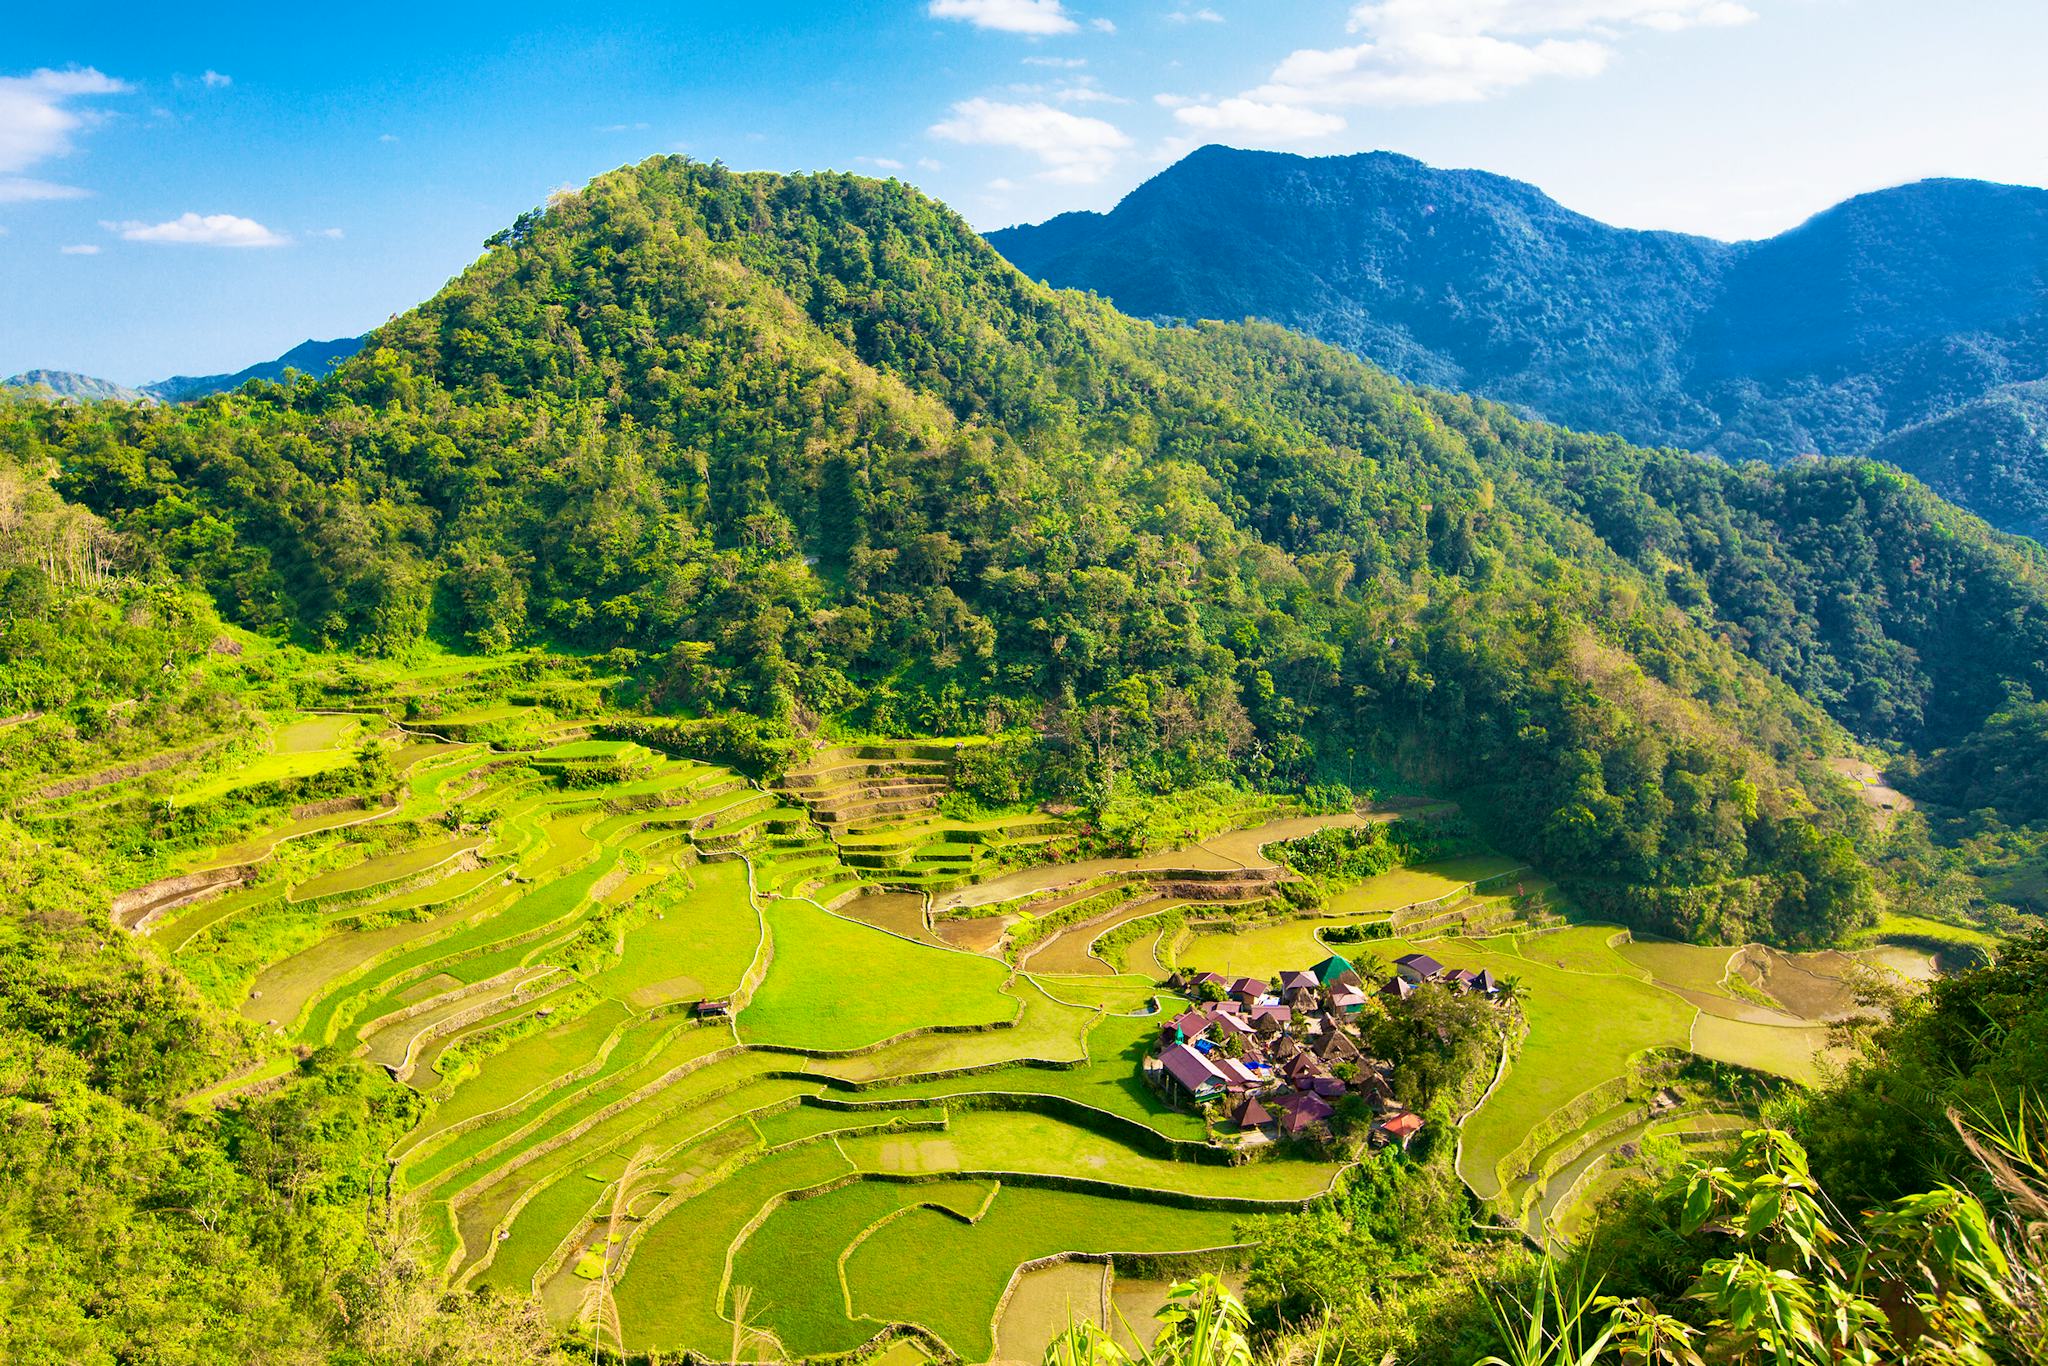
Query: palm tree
1495 973 1526 1013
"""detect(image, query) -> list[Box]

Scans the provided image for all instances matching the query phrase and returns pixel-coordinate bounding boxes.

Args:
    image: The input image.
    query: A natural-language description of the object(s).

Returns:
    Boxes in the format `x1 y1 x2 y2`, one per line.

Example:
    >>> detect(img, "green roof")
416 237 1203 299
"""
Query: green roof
1310 954 1354 984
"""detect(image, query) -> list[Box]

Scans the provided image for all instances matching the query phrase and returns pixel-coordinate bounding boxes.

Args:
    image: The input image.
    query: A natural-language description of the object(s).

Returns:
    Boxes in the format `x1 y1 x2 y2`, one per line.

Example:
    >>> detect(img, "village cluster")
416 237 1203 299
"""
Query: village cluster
1150 950 1500 1149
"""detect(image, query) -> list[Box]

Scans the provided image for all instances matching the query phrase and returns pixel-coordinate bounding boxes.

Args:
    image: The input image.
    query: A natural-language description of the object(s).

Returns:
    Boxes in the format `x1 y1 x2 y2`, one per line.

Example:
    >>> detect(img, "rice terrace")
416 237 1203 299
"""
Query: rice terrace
84 640 1950 1363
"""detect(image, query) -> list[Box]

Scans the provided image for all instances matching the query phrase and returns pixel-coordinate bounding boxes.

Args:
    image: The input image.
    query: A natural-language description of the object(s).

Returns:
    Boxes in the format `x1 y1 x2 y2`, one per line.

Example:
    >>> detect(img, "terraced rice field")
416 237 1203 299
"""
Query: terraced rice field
994 1259 1112 1366
171 712 369 806
126 684 1395 1359
1171 910 1844 1232
1322 855 1527 915
108 658 1916 1354
741 898 1017 1050
843 1188 1243 1362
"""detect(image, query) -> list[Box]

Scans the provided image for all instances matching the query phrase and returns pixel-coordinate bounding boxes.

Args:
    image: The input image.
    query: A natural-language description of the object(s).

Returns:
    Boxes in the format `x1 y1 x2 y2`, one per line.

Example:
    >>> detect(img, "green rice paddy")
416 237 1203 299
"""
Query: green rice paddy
124 662 1879 1359
729 1177 996 1358
844 1187 1243 1362
837 1109 1340 1201
740 898 1016 1051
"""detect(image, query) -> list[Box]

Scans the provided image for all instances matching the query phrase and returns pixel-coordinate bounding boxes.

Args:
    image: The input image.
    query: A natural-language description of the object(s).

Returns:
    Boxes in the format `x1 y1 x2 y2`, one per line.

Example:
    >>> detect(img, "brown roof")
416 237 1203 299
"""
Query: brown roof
1234 1095 1274 1128
1283 1091 1335 1122
1217 1057 1261 1089
1315 1030 1361 1059
1161 1043 1225 1094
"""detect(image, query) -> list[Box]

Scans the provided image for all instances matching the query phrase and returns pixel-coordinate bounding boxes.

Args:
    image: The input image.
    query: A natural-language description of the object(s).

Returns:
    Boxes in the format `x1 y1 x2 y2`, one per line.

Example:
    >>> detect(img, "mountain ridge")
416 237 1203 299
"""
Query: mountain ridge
3 335 366 408
988 146 2048 536
144 335 366 403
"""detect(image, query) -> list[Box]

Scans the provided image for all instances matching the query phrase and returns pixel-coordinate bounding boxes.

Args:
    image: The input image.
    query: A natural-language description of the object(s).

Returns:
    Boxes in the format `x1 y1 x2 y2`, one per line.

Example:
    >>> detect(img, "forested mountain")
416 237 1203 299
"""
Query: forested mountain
988 146 2048 537
145 335 366 404
11 157 2048 947
5 154 2048 1366
1865 380 2048 541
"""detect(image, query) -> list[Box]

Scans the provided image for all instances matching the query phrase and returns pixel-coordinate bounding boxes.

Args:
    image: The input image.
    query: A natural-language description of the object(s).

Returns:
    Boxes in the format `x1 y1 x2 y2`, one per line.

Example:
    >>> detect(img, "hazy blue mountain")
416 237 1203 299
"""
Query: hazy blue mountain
989 147 2048 534
2 370 152 404
5 337 367 409
144 335 366 403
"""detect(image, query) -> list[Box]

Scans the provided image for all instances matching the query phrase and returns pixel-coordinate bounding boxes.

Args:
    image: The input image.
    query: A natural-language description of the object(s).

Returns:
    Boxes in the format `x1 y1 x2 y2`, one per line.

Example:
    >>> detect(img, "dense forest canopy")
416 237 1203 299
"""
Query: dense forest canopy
10 158 2048 948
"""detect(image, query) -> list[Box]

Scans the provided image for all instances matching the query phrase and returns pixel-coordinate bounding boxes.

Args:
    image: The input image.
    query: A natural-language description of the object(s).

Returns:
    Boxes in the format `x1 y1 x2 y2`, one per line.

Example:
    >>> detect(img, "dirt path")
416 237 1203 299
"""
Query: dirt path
1826 757 1914 829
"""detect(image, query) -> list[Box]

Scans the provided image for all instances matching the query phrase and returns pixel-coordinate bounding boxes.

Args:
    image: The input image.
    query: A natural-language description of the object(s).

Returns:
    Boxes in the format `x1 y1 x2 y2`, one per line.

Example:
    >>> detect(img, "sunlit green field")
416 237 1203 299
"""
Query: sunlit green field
740 897 1017 1050
134 663 1862 1358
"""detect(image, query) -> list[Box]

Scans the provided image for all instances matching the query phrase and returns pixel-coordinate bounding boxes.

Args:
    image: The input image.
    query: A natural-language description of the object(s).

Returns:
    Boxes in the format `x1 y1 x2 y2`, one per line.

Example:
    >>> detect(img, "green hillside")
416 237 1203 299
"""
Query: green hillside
17 157 2047 947
3 157 2045 1364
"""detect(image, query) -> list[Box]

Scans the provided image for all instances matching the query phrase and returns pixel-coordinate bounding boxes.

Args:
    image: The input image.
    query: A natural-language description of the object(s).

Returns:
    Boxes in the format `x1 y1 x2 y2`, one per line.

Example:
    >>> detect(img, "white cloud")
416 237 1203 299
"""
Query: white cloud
598 121 649 132
930 97 1130 184
1168 8 1225 22
858 155 907 170
378 132 399 144
1174 97 1345 139
310 226 345 239
59 242 98 254
917 156 944 171
1054 80 1126 104
1169 0 1754 130
1091 17 1117 31
929 0 1078 35
1012 76 1127 103
1022 55 1088 68
1356 0 1756 37
0 176 91 202
202 70 232 88
1254 31 1610 107
0 66 129 201
114 212 289 247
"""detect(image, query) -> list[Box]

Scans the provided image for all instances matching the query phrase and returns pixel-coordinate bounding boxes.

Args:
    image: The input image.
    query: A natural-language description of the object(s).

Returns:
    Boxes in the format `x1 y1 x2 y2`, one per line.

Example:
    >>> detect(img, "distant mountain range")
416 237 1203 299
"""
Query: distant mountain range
988 146 2048 540
4 335 365 407
2 369 154 404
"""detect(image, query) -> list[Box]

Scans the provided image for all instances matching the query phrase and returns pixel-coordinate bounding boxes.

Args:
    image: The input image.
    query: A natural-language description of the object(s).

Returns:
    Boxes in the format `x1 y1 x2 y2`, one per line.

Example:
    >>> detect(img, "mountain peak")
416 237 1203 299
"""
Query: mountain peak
986 144 2048 537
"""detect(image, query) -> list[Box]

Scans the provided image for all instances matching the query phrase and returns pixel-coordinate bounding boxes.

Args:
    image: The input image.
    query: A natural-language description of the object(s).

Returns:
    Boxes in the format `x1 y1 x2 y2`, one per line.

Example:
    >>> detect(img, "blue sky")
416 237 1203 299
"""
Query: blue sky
5 0 2046 383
